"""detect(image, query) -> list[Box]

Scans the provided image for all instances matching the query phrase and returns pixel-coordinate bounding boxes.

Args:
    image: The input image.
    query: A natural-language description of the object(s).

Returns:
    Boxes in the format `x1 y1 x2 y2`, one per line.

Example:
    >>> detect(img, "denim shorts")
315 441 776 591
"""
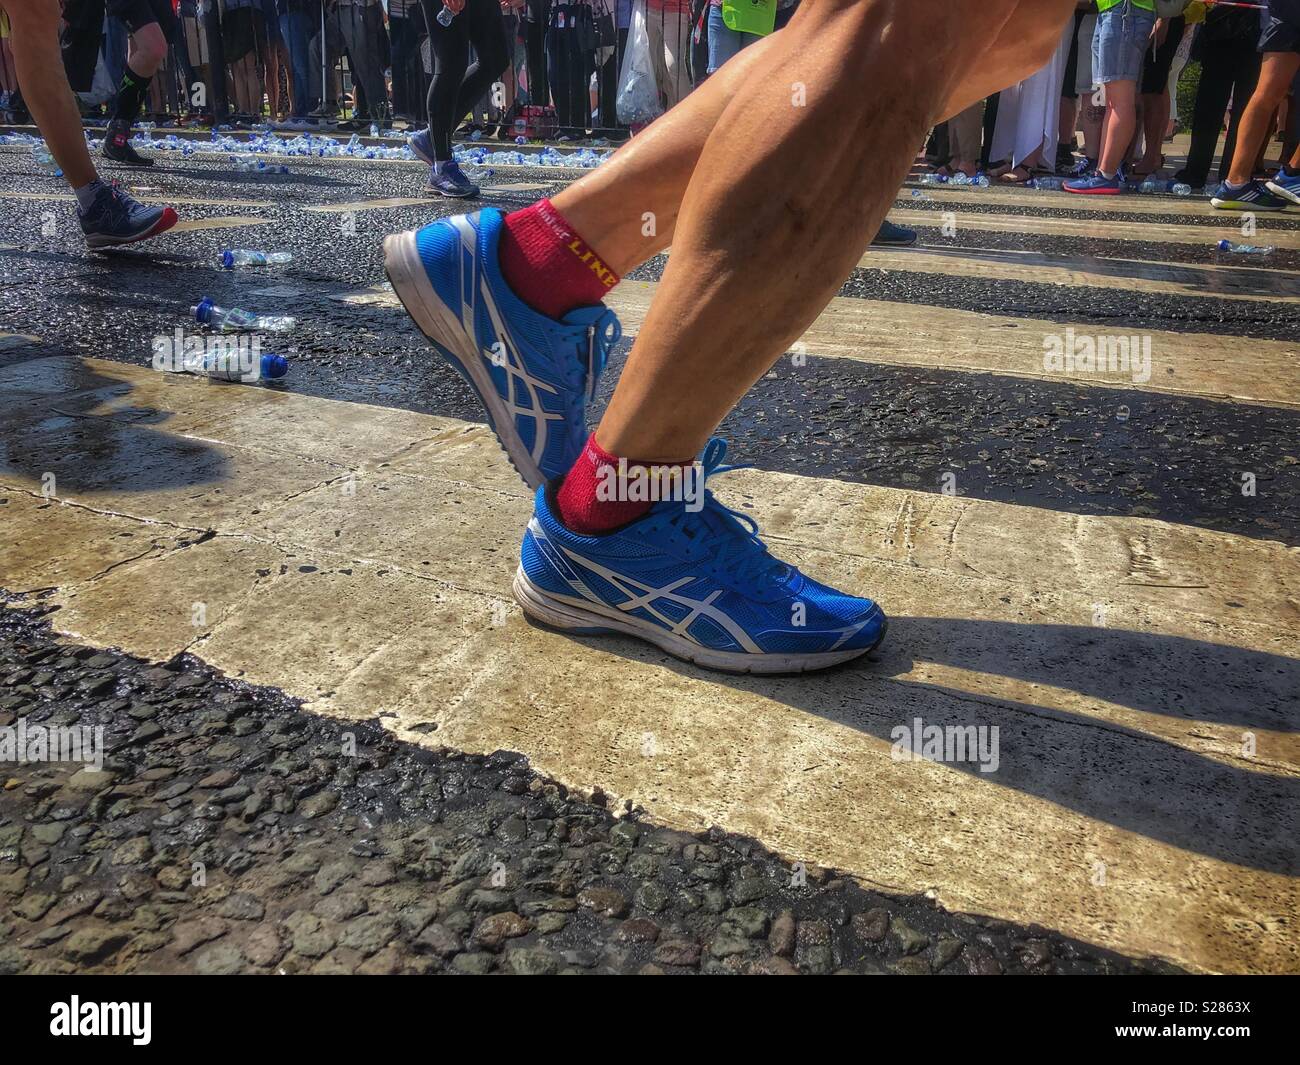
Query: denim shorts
1092 2 1156 85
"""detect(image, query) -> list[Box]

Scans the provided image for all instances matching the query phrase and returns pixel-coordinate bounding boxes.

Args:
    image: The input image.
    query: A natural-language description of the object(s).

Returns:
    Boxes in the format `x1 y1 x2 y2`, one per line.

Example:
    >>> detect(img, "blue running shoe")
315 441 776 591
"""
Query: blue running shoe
1211 179 1289 212
1065 171 1121 195
514 439 887 674
424 160 479 198
871 219 917 246
1266 170 1300 206
78 181 178 250
407 128 436 166
383 208 622 487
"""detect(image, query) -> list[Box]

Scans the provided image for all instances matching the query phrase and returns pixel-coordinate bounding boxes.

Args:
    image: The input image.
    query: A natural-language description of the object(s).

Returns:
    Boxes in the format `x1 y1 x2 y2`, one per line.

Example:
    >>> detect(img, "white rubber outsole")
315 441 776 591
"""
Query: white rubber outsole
383 228 545 488
1265 181 1300 207
513 567 884 675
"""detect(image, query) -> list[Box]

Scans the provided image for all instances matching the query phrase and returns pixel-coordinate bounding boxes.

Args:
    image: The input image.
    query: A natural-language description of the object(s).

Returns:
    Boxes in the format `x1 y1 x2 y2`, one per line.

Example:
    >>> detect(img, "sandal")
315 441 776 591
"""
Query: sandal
998 164 1036 185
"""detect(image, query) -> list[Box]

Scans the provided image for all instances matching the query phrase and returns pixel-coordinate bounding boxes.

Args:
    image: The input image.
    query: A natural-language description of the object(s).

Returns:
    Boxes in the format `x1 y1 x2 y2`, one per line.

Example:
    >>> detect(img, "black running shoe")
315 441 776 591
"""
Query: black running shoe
102 121 154 167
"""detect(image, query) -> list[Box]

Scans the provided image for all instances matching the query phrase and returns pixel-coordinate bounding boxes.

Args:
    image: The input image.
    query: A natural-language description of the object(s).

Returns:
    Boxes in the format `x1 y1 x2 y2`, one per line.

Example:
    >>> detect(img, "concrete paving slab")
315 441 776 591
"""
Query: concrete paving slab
0 356 1294 974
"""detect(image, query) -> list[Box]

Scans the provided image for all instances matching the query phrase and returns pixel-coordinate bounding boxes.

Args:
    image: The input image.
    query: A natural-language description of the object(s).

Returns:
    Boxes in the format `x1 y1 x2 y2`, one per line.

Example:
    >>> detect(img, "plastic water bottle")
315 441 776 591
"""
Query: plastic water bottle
1217 239 1273 255
161 351 289 382
1139 177 1167 194
973 174 990 188
221 249 293 269
436 3 455 25
1171 183 1192 197
1034 176 1064 191
369 123 379 138
33 145 63 177
911 189 931 200
950 172 971 186
192 297 296 333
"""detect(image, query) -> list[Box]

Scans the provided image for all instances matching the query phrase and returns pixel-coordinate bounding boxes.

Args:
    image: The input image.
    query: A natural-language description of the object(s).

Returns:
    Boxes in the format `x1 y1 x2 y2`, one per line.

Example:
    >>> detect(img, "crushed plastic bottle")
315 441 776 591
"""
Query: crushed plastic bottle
1139 177 1169 194
1217 239 1273 255
1033 176 1064 191
160 350 288 382
369 123 379 138
33 145 64 177
972 174 990 188
192 297 296 333
436 3 455 26
1171 183 1192 197
221 249 293 269
911 189 932 200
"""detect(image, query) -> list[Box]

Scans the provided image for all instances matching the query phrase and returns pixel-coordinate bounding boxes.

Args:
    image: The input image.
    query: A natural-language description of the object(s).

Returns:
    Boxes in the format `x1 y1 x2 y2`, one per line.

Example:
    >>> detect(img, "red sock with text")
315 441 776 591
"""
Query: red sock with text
556 435 692 534
497 199 620 319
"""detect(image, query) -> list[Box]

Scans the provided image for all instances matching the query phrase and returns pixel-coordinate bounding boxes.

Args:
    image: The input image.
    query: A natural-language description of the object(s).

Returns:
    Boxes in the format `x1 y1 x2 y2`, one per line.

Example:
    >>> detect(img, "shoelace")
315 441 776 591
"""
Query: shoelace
661 439 789 590
558 309 621 453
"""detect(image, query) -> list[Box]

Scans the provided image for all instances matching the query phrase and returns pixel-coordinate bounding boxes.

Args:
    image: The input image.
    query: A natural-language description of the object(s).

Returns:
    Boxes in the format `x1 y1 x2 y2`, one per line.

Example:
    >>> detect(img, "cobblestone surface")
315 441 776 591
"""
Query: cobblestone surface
0 599 1181 975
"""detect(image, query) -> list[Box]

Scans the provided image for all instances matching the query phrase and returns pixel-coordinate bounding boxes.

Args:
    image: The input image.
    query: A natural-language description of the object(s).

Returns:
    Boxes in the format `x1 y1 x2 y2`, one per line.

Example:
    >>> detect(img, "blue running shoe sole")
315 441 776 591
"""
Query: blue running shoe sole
384 224 543 487
1265 178 1300 206
512 565 887 675
407 132 435 166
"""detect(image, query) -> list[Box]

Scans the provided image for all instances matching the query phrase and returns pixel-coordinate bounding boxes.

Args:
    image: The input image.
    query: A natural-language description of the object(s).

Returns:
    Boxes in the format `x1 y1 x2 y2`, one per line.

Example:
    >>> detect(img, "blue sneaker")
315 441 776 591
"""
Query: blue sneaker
424 160 479 198
407 128 436 166
1064 171 1121 195
1266 170 1300 206
1213 179 1289 211
78 181 177 250
871 219 917 246
514 439 887 674
383 208 622 487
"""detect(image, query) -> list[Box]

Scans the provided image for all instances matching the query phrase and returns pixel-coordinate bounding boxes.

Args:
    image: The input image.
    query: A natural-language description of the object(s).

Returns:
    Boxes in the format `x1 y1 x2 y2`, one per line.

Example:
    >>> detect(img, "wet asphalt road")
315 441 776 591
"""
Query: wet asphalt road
1 144 1296 547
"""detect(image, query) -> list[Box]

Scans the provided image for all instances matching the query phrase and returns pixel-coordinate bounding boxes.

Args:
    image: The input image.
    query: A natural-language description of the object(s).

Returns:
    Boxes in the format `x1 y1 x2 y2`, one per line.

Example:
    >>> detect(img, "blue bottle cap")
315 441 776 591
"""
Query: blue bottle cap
221 250 235 269
1216 240 1230 251
260 354 289 380
193 297 214 324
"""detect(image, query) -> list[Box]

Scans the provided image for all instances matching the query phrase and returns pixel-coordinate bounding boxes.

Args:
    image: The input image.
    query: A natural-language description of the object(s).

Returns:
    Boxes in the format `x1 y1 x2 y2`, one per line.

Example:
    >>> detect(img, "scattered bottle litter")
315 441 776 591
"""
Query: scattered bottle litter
230 154 289 174
192 297 296 333
1217 239 1273 255
221 249 293 269
32 144 63 177
160 351 289 381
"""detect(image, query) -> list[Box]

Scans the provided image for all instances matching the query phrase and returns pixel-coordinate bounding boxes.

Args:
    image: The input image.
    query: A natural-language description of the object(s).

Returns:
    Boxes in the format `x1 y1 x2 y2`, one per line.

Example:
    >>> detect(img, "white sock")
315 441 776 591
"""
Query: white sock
74 180 105 213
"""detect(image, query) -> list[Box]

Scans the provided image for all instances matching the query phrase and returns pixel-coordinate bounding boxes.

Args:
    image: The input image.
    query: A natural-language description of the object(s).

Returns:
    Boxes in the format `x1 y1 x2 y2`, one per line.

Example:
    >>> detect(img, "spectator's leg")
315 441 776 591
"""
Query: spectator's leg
422 0 470 158
524 0 549 106
1226 50 1296 184
452 0 508 121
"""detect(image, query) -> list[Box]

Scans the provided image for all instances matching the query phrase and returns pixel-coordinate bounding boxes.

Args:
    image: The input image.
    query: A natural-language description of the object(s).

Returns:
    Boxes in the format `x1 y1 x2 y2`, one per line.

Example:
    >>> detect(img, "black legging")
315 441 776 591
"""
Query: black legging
421 0 510 161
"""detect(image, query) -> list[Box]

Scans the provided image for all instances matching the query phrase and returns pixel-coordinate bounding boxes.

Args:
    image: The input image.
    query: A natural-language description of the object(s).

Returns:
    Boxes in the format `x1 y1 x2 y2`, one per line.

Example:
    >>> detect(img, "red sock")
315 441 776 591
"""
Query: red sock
497 199 621 320
556 435 693 534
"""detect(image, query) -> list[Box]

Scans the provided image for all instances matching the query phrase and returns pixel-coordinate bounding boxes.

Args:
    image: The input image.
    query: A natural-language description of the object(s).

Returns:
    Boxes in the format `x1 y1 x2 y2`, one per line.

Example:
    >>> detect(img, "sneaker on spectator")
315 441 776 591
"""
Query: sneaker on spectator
1065 170 1121 195
423 161 479 198
1210 179 1289 211
871 219 917 246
